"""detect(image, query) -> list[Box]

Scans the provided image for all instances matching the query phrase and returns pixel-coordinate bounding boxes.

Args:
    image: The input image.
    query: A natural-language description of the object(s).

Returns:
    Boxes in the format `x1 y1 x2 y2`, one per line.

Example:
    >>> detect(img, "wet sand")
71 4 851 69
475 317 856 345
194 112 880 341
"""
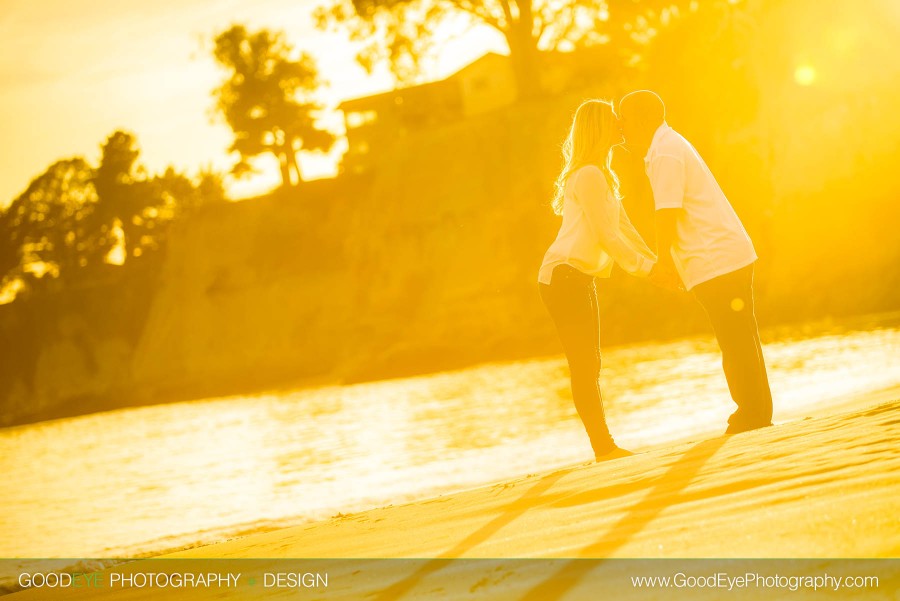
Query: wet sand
8 394 900 600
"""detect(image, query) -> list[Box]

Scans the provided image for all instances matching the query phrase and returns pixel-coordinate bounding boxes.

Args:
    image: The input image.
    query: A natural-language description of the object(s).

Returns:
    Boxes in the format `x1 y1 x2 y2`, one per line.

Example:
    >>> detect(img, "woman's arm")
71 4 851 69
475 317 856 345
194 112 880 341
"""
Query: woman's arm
573 167 656 277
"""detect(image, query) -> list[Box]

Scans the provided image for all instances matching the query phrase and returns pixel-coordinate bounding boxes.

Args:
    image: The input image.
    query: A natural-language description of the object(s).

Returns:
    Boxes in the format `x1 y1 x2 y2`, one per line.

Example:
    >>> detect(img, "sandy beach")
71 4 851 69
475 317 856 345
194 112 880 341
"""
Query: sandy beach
7 392 899 600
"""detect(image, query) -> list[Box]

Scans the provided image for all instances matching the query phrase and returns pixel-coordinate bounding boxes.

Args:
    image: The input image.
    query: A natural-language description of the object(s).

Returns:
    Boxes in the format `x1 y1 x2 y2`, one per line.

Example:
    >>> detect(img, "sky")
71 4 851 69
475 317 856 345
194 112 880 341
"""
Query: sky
0 0 504 205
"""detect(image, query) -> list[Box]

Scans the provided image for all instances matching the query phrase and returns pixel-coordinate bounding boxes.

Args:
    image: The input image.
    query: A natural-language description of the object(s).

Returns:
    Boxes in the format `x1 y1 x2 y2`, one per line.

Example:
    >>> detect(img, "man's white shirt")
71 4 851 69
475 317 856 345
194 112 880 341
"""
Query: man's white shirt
644 123 757 290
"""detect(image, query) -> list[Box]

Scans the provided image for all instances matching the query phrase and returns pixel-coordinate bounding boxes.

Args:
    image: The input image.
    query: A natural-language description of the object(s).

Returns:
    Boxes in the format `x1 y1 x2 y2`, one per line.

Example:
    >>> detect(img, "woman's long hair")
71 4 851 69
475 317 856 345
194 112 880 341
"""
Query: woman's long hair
551 99 621 215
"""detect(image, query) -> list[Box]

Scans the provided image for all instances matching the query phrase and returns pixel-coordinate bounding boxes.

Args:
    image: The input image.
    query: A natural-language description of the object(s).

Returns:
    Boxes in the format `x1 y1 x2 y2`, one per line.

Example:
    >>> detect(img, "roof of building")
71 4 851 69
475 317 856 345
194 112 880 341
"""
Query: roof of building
337 52 508 111
337 47 617 111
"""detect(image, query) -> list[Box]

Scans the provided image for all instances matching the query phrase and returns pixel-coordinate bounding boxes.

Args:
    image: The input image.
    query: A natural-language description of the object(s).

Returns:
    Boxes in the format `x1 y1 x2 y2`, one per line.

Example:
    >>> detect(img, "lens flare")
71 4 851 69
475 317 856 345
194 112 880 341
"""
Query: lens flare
794 64 817 86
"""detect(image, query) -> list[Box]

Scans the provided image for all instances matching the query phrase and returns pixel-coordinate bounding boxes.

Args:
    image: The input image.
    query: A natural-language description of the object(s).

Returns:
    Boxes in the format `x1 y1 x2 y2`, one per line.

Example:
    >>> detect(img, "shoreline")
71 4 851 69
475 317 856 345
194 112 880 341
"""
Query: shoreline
6 394 898 598
14 382 894 569
157 398 900 562
4 310 898 430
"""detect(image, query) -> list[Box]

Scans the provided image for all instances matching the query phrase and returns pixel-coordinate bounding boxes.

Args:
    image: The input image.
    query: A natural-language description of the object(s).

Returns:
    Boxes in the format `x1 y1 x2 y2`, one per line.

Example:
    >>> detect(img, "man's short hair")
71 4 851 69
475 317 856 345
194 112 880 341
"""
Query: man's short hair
619 90 666 123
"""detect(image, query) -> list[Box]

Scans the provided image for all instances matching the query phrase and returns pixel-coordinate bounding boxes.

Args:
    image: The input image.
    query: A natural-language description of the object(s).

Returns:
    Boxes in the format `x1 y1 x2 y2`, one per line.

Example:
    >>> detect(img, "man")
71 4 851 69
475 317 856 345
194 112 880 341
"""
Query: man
618 90 773 434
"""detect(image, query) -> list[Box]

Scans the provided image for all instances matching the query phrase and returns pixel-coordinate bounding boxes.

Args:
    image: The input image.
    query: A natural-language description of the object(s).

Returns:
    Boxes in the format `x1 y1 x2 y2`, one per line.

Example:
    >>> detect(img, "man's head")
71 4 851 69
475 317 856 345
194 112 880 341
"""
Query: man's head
617 90 666 152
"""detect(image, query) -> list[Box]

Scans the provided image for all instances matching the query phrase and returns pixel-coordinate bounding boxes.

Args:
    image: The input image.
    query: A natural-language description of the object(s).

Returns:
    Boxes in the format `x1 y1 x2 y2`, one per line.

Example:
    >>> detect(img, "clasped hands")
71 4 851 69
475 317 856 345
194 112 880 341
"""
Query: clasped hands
649 260 685 291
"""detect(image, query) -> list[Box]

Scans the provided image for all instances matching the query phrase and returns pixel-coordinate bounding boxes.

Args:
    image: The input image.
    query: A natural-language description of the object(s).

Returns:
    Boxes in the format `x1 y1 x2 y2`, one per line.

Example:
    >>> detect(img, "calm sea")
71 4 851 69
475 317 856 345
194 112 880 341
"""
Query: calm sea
1 314 898 583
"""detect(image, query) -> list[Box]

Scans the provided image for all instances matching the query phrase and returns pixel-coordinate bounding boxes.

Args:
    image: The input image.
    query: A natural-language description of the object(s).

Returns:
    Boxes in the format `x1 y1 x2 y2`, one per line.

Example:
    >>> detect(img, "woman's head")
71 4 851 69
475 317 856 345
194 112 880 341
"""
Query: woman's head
552 99 622 214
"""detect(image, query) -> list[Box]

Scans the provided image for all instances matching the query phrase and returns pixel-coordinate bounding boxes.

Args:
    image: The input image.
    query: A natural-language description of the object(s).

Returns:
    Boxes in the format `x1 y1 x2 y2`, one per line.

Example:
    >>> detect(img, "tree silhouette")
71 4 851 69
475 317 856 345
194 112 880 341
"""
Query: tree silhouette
0 131 229 300
0 133 149 289
154 166 227 218
0 158 101 286
314 0 702 98
211 25 336 188
91 130 162 261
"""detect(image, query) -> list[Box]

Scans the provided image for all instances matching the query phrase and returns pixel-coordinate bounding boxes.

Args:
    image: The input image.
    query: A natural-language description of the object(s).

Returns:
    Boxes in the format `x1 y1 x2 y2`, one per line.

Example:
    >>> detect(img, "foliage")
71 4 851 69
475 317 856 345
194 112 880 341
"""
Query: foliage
211 25 336 188
91 131 152 261
314 0 709 95
0 131 228 295
0 158 99 284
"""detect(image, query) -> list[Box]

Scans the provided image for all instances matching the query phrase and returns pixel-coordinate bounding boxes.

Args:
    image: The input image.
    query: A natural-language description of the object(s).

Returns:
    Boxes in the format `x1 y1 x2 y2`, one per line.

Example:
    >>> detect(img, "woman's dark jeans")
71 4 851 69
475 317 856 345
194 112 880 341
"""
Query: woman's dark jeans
539 264 616 456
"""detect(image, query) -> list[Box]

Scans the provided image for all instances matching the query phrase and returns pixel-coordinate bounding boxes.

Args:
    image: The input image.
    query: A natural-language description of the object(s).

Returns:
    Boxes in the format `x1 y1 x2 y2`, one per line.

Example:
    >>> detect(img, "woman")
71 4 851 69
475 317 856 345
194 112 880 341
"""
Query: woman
538 99 656 461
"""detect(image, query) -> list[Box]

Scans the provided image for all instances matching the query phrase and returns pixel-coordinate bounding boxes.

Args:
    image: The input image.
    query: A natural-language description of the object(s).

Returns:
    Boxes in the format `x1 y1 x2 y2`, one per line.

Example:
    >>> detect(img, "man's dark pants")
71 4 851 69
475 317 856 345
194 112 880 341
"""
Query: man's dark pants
692 264 773 432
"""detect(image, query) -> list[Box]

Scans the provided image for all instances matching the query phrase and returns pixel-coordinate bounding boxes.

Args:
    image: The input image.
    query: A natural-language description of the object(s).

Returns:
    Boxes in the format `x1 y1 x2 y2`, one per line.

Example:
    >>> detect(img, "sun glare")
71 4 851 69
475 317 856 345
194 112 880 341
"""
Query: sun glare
794 64 817 86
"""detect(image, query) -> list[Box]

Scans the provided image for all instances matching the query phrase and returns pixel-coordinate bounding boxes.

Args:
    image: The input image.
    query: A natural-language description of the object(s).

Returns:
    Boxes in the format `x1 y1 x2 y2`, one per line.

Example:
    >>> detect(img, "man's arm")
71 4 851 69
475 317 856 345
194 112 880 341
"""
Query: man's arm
655 208 679 268
648 209 681 289
647 154 685 289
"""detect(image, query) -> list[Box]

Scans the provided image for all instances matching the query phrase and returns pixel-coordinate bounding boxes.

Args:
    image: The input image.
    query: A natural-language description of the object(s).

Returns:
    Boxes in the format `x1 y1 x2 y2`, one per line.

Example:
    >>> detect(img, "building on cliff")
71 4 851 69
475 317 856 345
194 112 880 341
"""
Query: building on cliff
338 49 615 175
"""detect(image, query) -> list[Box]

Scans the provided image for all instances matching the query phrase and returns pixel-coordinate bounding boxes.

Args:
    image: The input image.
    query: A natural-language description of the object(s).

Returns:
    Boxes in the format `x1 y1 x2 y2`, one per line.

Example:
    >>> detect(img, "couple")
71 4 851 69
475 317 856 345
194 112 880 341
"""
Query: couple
538 91 773 461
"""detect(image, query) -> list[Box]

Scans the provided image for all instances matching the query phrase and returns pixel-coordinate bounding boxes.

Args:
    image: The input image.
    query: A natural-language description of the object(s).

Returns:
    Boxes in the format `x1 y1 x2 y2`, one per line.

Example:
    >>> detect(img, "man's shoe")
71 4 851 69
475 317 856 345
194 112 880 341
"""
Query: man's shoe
595 447 634 462
724 421 773 435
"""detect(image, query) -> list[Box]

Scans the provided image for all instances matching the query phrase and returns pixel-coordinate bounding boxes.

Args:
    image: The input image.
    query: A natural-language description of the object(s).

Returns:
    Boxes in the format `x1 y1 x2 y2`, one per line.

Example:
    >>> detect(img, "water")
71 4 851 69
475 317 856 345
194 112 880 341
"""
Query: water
1 315 898 571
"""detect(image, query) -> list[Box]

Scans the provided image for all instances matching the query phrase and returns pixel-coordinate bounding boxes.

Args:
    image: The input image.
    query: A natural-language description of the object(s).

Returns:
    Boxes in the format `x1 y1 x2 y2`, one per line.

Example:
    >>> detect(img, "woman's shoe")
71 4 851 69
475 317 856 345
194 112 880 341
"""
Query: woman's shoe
595 446 634 462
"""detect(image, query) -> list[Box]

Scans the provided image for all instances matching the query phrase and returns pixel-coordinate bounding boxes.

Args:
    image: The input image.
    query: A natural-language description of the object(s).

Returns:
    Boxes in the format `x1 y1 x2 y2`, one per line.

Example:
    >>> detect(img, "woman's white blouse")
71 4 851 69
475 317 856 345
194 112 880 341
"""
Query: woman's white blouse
539 165 656 285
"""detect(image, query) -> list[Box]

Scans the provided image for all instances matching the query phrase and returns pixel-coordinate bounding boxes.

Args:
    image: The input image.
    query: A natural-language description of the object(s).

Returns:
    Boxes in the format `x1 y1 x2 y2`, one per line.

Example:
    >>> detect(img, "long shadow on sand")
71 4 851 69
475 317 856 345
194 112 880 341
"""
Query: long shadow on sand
369 467 576 601
516 436 728 600
371 436 726 600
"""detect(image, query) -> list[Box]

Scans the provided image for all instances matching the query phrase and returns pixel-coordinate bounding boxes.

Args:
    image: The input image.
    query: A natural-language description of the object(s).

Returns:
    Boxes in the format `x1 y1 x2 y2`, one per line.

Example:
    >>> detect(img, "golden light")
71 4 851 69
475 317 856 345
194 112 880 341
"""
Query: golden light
0 278 24 304
794 64 817 86
105 220 127 266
